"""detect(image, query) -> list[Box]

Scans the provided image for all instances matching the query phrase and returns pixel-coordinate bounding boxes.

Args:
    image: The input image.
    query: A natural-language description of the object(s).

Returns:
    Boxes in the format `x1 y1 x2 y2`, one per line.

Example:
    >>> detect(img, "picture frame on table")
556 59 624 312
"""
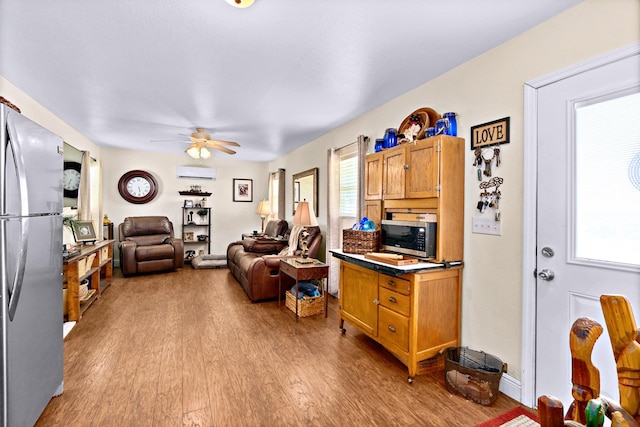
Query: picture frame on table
233 178 253 202
183 231 194 242
72 220 97 243
184 199 194 208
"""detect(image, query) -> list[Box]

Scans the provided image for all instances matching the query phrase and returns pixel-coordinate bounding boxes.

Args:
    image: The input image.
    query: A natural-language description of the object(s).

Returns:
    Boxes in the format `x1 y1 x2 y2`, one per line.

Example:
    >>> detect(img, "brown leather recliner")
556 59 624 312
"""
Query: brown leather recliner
118 216 184 276
227 223 323 302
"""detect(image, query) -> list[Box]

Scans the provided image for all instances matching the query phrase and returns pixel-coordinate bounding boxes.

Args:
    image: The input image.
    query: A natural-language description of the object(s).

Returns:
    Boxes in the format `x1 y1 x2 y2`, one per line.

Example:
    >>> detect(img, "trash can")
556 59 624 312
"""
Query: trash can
444 347 506 406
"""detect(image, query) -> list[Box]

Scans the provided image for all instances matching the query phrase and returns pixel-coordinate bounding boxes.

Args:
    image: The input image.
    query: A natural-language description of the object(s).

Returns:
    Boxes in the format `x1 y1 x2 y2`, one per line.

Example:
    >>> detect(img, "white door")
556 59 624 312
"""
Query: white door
535 53 640 408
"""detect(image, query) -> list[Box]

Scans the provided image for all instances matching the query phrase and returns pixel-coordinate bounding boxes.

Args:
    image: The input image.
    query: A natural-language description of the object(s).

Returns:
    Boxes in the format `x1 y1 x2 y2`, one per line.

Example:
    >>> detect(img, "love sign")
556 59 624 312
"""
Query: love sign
470 117 510 150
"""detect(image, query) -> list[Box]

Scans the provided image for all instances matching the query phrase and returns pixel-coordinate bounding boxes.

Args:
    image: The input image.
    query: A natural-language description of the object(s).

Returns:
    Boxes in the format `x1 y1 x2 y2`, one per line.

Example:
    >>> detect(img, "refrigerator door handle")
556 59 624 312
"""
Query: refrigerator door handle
6 112 31 217
5 120 30 321
7 218 28 321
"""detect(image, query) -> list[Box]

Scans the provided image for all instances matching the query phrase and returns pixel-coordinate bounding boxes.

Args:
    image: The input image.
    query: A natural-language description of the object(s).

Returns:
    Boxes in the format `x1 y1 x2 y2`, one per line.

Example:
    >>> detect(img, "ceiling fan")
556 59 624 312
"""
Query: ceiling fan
184 128 240 159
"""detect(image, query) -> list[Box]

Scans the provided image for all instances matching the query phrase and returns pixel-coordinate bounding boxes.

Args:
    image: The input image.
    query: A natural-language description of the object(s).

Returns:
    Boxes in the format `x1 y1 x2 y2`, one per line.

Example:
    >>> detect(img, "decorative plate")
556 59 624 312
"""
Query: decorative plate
398 107 440 143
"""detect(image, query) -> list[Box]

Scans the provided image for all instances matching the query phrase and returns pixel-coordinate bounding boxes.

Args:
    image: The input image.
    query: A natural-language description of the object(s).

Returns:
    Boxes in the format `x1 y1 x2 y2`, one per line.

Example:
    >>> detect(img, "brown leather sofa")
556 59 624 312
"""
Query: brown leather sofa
227 220 322 301
118 216 184 276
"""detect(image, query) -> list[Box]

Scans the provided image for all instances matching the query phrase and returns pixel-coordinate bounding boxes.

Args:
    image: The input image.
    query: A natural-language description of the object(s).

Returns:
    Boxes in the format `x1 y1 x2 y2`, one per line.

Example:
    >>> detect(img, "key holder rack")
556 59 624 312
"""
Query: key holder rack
477 177 504 220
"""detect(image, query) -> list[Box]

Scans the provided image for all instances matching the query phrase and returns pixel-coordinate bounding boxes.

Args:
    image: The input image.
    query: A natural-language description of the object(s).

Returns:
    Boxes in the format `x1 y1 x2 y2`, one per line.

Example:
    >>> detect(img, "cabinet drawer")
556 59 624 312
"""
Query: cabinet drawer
378 274 410 295
379 287 410 316
378 306 409 352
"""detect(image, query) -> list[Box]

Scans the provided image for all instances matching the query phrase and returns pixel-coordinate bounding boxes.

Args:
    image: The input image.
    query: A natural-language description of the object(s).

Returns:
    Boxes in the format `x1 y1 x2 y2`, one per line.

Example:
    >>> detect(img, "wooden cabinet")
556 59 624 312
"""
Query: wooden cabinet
363 200 382 227
371 135 463 200
364 151 384 200
182 206 211 262
63 240 114 321
339 259 462 381
365 135 465 263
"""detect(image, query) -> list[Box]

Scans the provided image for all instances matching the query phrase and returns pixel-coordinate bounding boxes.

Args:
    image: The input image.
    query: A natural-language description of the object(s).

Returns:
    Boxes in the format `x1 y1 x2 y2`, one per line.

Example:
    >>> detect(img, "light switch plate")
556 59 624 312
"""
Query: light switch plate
472 216 502 236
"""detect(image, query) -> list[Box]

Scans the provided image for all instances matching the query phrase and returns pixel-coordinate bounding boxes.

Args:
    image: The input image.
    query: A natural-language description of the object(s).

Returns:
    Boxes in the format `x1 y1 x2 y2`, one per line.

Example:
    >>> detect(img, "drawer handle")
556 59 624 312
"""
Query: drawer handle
388 325 396 333
373 299 380 305
388 296 397 304
387 280 396 287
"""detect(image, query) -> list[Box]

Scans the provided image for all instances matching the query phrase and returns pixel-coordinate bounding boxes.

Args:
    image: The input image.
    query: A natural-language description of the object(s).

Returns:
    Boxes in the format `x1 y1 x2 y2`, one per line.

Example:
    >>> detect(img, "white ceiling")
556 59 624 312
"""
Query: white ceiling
1 0 582 161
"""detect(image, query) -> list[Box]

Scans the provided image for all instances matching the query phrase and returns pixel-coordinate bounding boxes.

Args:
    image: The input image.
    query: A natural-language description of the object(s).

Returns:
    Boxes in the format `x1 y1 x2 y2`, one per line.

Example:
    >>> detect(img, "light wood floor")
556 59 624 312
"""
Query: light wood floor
37 266 524 426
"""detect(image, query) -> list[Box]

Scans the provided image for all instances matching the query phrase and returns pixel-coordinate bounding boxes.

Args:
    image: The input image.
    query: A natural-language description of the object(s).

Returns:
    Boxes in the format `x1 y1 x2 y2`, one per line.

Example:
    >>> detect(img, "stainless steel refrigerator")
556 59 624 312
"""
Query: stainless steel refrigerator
0 104 64 426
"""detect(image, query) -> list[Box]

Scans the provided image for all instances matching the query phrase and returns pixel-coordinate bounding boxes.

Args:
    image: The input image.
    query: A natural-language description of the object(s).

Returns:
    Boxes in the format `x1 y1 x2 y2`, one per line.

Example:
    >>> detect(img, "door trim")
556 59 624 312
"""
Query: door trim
520 41 640 408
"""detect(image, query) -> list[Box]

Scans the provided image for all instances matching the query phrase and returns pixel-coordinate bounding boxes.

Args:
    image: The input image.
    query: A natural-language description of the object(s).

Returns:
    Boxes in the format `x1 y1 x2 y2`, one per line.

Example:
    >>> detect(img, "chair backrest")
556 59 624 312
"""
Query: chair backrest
119 216 174 240
264 219 288 238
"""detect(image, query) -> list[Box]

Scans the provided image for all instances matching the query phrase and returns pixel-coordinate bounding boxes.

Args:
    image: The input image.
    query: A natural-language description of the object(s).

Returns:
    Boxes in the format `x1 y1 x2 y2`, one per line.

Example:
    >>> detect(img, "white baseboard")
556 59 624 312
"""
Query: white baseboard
499 373 522 404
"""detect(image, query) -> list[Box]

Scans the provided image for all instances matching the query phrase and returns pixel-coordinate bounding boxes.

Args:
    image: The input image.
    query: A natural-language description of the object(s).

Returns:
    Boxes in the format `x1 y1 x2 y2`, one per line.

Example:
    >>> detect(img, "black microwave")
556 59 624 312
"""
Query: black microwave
380 220 437 259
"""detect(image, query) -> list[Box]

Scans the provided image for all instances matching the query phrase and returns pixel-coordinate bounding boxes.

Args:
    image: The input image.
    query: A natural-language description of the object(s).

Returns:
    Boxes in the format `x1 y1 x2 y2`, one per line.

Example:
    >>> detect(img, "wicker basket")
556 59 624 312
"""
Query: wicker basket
342 229 380 254
444 347 506 406
285 290 324 317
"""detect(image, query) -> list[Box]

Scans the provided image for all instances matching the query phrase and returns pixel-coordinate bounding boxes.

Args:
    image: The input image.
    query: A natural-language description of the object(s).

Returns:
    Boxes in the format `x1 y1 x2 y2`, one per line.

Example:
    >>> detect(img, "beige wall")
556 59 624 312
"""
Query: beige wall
99 148 270 255
269 0 640 385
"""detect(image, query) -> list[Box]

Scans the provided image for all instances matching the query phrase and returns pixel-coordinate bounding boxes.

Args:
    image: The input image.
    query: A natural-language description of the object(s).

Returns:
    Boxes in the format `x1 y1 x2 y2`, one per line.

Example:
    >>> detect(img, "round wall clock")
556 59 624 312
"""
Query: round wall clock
63 161 81 198
117 170 159 204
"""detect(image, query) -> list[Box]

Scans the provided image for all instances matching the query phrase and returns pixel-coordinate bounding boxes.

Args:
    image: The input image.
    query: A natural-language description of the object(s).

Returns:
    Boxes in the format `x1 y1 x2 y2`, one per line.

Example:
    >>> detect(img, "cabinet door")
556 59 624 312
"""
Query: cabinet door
363 200 382 228
382 147 406 200
405 138 439 198
339 262 378 336
364 152 383 200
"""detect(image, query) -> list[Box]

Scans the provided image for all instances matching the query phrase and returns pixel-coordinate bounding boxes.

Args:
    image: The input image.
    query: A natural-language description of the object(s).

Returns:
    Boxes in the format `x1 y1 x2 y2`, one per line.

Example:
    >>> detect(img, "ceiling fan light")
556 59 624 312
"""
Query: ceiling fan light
200 147 212 159
225 0 254 8
186 146 201 159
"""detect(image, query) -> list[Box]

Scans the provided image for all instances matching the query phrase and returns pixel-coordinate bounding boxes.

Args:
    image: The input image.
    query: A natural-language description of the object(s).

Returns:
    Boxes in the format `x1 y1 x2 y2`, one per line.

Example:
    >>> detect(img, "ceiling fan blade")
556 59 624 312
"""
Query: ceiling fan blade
211 145 236 155
203 139 240 148
209 139 240 147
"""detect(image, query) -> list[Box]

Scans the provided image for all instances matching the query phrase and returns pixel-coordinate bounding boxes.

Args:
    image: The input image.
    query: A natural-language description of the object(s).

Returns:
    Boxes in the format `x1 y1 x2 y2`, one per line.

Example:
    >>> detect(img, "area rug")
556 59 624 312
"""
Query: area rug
475 406 540 427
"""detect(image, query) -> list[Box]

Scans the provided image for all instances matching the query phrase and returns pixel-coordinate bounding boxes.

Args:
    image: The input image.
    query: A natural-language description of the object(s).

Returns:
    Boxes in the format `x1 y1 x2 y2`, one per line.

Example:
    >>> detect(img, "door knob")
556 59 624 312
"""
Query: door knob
538 269 555 281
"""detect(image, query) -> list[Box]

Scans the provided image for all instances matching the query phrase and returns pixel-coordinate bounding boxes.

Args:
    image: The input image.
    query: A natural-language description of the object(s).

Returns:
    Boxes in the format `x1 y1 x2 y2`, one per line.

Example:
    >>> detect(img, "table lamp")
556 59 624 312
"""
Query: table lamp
292 200 317 259
256 200 271 233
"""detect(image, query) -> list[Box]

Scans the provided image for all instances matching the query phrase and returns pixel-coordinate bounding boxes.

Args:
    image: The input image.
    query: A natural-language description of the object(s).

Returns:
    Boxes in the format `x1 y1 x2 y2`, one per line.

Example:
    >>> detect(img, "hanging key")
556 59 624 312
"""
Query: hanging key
482 149 494 177
494 147 501 167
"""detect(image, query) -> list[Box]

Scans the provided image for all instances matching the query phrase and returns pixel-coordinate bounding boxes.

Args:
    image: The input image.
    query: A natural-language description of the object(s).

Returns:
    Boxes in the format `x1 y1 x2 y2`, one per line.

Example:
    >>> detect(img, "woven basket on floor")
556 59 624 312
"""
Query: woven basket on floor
285 290 324 317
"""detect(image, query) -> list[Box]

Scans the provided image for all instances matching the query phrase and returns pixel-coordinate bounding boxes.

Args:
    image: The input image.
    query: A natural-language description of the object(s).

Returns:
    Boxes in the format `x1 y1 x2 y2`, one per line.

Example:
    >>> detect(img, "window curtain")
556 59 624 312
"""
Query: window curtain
77 151 91 221
325 135 368 295
76 151 103 238
268 168 285 220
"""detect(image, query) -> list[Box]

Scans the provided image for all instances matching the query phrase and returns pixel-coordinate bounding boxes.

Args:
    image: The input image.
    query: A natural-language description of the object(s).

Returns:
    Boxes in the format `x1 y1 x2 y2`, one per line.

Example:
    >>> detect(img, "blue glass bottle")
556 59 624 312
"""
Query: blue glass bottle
384 128 397 148
435 119 447 136
425 127 436 138
374 138 384 152
443 112 457 136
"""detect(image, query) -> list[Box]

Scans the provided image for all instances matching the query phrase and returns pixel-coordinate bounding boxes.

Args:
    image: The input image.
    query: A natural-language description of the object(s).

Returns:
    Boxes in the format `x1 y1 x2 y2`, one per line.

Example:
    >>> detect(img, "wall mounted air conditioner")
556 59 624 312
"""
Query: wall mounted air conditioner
176 166 217 180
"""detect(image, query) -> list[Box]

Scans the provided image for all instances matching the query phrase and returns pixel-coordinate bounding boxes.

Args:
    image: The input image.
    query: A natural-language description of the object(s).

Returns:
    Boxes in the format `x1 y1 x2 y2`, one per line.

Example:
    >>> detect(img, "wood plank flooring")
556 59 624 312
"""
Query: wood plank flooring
37 266 525 426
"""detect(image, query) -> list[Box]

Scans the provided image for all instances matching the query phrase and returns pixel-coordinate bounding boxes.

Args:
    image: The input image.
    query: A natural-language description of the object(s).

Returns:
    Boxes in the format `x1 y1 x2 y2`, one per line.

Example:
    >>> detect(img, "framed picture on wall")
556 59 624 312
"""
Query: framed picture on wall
233 178 253 202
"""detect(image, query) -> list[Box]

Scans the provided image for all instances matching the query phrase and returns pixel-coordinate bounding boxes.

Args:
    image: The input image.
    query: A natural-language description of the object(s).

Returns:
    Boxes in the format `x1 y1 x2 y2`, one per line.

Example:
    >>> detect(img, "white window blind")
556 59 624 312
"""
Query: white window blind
339 149 358 217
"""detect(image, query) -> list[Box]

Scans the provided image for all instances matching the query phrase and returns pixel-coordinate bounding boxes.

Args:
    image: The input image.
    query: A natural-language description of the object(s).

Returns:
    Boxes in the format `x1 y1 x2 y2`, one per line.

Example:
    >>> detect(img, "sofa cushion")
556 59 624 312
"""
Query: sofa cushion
241 238 286 254
136 244 175 261
126 234 171 246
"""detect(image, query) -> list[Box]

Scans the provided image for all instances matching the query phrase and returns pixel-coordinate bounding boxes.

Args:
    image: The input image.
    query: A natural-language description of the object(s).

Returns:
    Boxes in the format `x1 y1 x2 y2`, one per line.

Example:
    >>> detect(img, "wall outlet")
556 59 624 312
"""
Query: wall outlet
472 216 502 236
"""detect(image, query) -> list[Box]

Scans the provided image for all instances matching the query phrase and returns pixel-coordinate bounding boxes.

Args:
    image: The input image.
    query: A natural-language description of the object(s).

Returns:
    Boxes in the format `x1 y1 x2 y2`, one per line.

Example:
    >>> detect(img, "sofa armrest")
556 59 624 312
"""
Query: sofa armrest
167 238 184 266
119 240 138 275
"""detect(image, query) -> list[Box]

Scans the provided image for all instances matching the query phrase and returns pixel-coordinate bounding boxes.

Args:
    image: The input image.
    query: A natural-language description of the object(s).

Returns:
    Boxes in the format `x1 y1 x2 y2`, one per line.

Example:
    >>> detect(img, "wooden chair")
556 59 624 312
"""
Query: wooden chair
537 295 640 427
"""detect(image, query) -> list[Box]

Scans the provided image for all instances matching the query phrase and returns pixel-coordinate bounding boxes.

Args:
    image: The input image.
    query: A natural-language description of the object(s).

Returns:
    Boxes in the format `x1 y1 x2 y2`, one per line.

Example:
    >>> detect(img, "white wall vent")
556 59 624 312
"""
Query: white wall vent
176 166 217 180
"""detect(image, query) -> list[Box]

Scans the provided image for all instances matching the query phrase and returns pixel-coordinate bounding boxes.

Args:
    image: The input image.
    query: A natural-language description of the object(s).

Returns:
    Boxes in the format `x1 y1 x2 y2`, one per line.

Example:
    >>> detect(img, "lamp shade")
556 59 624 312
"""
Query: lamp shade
186 145 212 159
257 200 271 217
293 201 317 226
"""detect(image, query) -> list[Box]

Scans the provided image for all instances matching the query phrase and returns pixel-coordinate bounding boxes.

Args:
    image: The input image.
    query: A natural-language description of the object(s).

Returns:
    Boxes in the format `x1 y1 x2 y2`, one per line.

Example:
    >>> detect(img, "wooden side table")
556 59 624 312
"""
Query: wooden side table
279 258 329 322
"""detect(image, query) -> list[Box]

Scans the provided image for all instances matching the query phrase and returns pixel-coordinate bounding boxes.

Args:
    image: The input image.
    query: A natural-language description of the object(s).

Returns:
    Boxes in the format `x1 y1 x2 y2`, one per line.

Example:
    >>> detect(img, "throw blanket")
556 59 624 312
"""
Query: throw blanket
280 225 304 256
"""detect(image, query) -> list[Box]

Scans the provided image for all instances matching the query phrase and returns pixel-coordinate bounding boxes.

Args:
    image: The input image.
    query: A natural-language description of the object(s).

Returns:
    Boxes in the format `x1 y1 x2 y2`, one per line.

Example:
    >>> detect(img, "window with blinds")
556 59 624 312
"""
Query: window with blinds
339 147 358 218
